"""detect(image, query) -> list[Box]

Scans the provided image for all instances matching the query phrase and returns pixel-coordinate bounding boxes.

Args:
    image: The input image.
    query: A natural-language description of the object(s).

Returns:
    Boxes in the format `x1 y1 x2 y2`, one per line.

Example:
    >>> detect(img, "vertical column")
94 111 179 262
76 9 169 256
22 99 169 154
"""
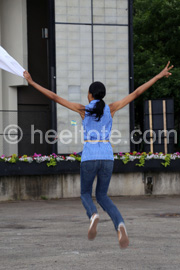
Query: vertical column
0 0 27 156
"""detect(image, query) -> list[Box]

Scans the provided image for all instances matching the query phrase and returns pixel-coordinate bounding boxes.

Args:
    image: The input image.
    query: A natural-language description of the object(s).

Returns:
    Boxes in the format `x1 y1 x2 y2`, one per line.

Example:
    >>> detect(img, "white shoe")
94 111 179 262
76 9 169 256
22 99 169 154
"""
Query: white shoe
118 223 129 249
88 214 99 240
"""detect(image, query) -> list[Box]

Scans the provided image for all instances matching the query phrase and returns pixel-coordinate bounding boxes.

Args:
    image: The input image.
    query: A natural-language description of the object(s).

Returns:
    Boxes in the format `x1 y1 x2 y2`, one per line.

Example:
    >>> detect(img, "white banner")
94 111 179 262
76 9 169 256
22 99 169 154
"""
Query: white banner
0 46 25 78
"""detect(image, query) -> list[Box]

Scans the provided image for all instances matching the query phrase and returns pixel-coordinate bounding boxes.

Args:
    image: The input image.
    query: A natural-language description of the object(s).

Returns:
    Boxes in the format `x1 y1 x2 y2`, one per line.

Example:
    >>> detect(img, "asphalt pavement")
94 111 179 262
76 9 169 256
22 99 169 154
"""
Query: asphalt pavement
0 195 180 270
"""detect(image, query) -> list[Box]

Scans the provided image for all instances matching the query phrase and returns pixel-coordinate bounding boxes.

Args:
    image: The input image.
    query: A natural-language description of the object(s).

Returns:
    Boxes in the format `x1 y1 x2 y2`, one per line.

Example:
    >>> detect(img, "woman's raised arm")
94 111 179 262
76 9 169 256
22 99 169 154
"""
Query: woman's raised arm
23 71 85 119
109 61 174 117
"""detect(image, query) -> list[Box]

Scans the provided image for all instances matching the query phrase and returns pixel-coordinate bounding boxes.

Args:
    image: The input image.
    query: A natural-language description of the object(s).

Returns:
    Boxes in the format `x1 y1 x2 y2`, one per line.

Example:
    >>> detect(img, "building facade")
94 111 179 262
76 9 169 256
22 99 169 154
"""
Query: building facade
0 0 134 156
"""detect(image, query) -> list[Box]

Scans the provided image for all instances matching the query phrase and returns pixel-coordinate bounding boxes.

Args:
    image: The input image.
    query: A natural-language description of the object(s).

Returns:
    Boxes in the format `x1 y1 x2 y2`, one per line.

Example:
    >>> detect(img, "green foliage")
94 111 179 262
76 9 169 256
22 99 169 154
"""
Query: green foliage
136 152 147 167
9 154 18 164
133 0 180 144
46 157 57 167
70 154 81 161
122 153 130 164
161 154 171 167
21 155 29 162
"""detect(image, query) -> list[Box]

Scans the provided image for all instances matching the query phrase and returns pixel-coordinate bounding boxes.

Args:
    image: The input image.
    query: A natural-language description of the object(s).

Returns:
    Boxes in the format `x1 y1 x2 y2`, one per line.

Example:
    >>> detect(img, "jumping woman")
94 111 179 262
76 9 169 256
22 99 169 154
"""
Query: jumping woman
24 61 173 249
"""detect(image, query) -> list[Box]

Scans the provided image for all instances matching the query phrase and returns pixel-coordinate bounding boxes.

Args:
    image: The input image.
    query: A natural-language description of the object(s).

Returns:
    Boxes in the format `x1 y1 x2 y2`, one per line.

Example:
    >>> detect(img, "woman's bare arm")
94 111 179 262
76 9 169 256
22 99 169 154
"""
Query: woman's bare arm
109 61 174 117
23 71 85 119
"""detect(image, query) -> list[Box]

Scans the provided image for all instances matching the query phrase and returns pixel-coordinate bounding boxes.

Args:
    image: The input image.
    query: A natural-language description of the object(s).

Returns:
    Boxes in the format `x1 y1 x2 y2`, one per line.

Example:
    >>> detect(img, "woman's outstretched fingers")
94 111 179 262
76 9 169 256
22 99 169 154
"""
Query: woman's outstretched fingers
166 63 173 78
166 61 170 68
162 61 174 78
168 65 174 71
166 61 174 71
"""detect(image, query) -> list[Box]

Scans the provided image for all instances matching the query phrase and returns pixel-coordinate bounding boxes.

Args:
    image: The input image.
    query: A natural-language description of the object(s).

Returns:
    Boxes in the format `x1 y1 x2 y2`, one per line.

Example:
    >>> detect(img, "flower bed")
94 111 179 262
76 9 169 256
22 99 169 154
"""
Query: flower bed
1 152 180 167
0 151 180 176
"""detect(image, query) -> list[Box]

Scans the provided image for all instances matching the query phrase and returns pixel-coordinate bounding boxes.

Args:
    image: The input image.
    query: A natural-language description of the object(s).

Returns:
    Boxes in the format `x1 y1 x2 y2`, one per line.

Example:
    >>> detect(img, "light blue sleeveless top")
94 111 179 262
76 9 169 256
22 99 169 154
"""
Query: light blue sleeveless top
81 100 114 162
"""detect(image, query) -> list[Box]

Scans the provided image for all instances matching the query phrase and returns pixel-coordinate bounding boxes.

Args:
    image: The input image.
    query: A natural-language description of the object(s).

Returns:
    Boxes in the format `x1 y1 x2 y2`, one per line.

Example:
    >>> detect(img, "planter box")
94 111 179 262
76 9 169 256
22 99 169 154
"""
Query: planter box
0 159 180 176
0 161 80 176
113 159 180 173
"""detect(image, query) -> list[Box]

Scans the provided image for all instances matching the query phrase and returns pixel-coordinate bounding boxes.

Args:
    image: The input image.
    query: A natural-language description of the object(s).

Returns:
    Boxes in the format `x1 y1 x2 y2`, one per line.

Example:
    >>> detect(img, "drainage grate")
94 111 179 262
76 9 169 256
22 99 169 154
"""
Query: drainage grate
156 213 180 218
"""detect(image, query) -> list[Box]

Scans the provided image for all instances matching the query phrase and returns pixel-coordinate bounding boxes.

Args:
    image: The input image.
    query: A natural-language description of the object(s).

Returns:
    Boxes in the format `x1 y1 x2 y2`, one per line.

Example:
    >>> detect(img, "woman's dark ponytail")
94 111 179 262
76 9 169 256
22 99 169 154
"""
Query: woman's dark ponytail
86 81 106 121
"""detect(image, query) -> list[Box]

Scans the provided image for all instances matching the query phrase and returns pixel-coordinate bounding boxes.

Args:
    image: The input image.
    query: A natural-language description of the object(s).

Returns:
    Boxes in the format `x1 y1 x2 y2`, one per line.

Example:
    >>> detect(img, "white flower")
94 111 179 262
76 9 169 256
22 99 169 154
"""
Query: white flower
56 156 66 162
66 156 76 161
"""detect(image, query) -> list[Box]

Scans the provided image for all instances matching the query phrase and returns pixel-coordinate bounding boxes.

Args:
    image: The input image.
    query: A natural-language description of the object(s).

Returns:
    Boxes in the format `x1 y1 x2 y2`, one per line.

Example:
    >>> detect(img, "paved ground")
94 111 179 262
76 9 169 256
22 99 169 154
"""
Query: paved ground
0 196 180 270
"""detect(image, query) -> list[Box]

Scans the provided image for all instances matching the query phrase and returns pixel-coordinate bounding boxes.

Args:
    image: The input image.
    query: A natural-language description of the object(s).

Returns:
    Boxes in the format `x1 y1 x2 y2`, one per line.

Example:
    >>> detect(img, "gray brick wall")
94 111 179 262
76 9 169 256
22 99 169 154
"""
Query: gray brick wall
55 0 130 154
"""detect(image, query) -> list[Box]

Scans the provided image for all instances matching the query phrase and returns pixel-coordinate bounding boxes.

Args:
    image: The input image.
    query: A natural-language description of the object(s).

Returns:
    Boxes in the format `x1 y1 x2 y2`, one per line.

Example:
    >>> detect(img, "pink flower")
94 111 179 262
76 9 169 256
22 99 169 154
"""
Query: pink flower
33 153 42 157
0 155 5 158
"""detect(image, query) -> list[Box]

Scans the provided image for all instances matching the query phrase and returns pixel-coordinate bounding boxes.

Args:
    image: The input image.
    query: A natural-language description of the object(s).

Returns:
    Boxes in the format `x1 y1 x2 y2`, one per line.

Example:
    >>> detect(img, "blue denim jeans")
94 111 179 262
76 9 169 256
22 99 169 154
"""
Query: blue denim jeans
80 160 124 231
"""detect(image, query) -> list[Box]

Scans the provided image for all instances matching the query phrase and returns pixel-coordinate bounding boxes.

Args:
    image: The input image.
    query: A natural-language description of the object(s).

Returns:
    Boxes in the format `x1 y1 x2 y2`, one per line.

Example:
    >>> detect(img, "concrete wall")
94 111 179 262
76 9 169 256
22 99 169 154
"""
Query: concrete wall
55 0 130 154
0 172 180 201
148 172 180 196
0 0 28 156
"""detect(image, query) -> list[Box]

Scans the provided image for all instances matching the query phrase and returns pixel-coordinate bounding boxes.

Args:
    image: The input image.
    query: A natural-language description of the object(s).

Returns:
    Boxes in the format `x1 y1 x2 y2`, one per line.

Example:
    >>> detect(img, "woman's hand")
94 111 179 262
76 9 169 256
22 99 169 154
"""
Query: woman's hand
157 61 174 79
23 71 34 85
109 61 174 116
